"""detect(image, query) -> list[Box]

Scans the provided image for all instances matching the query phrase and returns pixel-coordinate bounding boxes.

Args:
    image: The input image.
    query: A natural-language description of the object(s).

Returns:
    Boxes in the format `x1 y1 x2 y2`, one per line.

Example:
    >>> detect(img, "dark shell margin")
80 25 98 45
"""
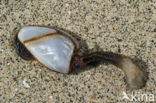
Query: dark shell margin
14 33 34 60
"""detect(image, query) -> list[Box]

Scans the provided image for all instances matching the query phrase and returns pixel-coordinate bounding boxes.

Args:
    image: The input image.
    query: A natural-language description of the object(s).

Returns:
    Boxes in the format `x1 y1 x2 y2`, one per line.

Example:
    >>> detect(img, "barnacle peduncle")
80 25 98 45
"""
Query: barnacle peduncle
72 52 147 89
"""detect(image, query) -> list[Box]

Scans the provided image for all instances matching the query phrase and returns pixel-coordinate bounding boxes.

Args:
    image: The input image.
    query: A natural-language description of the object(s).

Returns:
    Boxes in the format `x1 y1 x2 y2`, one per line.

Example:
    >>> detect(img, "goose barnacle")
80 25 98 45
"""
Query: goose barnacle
14 26 147 89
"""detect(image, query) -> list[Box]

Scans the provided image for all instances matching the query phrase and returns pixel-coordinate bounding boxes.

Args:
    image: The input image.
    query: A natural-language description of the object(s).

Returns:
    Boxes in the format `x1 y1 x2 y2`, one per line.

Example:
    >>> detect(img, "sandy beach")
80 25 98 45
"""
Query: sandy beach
0 0 156 102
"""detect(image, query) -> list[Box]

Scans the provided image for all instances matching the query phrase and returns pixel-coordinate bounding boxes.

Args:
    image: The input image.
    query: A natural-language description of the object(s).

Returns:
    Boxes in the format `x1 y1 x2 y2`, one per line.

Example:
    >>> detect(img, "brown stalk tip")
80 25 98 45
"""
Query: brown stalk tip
119 58 147 90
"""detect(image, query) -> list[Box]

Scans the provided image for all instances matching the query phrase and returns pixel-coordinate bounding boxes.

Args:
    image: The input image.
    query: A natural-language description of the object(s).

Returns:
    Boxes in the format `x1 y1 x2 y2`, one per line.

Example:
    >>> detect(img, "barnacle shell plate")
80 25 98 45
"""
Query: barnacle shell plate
18 26 76 73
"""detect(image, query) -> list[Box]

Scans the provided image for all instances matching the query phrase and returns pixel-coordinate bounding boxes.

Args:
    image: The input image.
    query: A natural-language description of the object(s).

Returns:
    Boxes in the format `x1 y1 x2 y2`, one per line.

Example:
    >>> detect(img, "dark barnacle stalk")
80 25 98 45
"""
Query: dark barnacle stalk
72 52 147 90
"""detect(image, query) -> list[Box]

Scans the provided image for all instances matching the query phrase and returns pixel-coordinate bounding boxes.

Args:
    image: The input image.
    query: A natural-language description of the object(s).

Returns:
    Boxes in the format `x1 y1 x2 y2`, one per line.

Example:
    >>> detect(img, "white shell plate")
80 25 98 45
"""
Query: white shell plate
18 26 75 73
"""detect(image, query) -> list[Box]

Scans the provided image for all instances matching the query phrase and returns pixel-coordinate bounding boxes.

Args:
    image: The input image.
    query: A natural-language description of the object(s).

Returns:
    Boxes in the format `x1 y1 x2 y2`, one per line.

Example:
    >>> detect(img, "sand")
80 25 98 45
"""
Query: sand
0 0 156 102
